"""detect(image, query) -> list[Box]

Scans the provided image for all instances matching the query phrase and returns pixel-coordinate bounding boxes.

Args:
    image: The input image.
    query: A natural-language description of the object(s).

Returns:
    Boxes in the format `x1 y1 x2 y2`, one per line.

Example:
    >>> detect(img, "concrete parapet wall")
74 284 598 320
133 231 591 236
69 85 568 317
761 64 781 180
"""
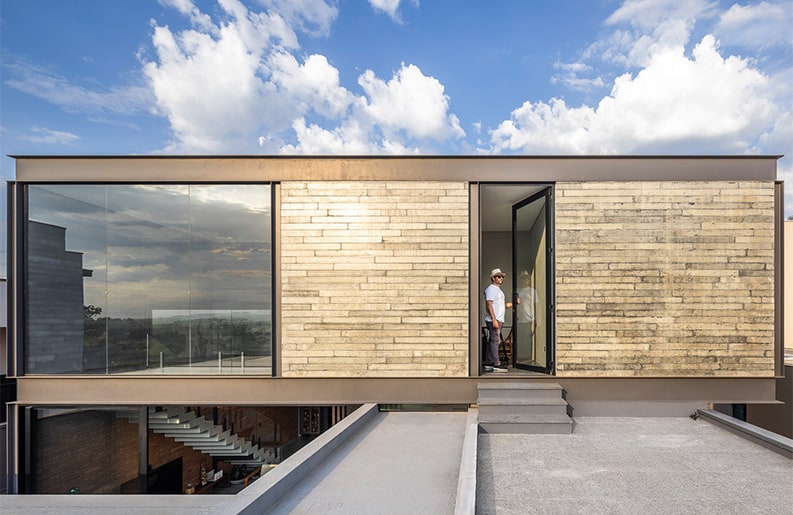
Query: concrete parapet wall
555 181 776 377
280 181 469 377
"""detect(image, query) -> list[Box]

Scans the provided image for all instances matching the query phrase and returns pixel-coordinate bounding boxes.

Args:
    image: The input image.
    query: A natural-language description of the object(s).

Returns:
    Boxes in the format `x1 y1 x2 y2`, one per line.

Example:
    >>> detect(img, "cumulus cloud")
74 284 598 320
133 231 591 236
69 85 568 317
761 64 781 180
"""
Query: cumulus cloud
144 1 461 154
591 0 718 67
715 1 793 50
158 0 214 31
359 63 464 141
143 0 340 151
269 52 354 119
281 63 465 154
143 19 280 152
490 0 790 173
283 116 380 154
491 35 774 154
283 116 423 155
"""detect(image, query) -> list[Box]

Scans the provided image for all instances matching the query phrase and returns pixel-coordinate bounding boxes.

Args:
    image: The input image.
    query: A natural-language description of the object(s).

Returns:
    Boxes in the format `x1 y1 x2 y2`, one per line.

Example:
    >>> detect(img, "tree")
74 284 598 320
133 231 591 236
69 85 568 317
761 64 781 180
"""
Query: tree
84 304 103 320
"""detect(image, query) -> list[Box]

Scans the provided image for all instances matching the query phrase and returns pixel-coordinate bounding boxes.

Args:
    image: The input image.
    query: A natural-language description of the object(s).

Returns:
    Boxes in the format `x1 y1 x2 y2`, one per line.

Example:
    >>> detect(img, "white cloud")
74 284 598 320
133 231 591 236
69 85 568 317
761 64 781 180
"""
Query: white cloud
4 60 153 115
368 0 418 23
605 0 717 28
269 52 354 119
143 0 342 151
592 0 718 67
281 116 423 155
280 63 465 154
490 35 774 154
218 0 300 50
715 1 793 50
24 127 81 145
158 0 214 31
554 62 592 74
261 0 339 36
551 61 606 91
144 1 459 154
359 63 464 141
369 0 403 21
143 21 279 152
282 116 378 154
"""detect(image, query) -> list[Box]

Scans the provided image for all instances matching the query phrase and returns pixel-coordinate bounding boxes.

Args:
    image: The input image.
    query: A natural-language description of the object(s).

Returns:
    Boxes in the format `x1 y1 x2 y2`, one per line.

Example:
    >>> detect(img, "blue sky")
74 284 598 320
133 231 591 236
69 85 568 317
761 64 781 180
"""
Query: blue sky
1 0 792 253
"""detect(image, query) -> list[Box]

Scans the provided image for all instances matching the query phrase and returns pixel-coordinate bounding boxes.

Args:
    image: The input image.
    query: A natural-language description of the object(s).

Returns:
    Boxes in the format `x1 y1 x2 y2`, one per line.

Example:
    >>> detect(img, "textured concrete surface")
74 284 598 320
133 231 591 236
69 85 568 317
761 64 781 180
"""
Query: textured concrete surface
0 494 230 514
266 410 467 514
477 417 793 514
3 413 791 514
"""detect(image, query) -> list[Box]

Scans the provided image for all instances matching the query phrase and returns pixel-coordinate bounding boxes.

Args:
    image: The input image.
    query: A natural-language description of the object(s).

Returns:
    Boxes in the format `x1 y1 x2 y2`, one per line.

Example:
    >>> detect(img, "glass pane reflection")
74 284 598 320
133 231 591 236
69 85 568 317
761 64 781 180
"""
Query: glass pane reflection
26 184 272 375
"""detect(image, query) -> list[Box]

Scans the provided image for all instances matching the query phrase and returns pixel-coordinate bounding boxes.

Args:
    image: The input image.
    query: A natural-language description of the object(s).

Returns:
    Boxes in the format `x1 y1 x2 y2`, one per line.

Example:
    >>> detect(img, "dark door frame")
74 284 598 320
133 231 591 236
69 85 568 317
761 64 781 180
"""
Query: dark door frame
511 186 555 374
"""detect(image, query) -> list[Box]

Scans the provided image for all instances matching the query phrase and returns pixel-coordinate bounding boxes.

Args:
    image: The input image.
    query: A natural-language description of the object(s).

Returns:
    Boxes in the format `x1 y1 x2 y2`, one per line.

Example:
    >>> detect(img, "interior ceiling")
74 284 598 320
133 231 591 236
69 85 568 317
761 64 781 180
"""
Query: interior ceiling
481 184 546 232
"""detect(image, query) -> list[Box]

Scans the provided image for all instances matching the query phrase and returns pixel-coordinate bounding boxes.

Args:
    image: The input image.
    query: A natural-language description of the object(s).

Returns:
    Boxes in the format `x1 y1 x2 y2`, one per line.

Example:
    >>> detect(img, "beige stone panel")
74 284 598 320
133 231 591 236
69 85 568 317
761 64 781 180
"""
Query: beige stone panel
281 180 468 377
556 180 775 378
326 208 406 217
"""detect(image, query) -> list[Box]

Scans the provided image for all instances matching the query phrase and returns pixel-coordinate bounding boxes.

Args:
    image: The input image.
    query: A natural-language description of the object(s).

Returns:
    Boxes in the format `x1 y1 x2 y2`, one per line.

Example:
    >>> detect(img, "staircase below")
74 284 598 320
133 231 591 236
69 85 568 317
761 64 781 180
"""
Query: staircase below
477 382 573 434
124 407 277 463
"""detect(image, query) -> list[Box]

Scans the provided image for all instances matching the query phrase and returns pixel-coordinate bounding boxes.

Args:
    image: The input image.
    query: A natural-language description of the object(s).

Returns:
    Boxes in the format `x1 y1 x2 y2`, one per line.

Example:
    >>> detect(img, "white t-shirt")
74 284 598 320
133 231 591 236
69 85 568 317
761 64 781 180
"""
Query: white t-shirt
484 284 506 323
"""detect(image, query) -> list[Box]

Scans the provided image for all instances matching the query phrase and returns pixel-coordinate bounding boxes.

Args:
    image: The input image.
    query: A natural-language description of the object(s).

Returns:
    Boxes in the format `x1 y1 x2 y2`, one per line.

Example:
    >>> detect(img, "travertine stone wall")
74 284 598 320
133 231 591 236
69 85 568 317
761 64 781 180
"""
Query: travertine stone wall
556 181 775 377
280 182 469 377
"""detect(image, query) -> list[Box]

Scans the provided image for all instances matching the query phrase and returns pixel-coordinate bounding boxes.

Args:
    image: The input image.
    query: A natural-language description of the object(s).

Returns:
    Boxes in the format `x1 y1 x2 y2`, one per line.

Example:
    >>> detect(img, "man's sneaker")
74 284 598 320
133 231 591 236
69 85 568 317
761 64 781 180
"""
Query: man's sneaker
483 365 495 371
492 364 508 372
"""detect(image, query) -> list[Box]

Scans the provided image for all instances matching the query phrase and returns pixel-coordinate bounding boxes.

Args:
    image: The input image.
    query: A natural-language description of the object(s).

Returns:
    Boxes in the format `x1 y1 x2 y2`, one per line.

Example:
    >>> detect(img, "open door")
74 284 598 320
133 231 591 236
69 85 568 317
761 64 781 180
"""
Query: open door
512 187 554 373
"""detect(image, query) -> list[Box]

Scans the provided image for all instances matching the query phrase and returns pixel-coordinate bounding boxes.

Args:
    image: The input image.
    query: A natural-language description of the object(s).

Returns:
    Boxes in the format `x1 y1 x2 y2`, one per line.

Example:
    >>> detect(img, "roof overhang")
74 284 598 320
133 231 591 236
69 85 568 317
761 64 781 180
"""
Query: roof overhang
9 155 782 183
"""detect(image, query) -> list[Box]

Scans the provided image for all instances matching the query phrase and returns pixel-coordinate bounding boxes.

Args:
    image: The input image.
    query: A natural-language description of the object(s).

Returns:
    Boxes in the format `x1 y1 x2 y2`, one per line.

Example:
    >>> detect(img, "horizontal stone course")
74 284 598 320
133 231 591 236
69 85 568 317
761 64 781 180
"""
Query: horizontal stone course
281 181 469 377
556 180 775 377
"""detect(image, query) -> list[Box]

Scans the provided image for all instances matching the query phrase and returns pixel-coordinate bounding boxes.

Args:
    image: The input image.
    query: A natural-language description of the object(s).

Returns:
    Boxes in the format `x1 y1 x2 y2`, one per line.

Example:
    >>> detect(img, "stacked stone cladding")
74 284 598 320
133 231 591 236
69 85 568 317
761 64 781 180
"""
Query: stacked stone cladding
555 181 775 377
280 181 469 377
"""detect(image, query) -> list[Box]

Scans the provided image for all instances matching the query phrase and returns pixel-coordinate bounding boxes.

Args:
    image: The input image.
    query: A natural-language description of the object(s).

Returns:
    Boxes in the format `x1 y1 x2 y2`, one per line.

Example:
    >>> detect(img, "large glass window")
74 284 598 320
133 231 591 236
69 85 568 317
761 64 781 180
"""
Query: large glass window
25 184 272 375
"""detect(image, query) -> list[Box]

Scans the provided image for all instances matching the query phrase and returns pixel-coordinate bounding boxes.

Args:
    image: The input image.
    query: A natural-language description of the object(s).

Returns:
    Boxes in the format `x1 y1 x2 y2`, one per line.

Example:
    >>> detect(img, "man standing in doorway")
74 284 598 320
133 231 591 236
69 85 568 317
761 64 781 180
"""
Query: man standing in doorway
484 268 512 372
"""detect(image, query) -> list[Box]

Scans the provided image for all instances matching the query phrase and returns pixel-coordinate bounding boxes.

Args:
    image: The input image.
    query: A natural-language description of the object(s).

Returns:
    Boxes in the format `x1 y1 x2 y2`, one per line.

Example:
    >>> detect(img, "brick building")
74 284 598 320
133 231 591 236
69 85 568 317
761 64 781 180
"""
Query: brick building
3 155 786 494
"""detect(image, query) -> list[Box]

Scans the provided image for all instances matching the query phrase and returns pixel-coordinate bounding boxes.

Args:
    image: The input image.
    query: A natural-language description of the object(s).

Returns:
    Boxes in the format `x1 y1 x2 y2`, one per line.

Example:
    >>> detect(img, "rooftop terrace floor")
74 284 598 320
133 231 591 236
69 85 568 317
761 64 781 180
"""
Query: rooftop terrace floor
478 416 793 514
2 412 791 514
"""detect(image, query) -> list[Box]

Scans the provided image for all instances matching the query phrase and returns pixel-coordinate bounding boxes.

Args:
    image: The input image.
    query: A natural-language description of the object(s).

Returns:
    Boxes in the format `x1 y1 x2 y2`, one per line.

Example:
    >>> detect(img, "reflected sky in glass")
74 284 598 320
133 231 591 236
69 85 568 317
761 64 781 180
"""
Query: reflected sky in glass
29 184 272 318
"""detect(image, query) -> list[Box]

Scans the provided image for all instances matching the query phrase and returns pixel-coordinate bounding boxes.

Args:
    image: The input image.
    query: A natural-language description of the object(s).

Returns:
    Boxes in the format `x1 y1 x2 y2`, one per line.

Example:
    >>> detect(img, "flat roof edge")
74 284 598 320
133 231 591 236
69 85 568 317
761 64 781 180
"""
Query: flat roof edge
8 154 786 160
10 155 780 182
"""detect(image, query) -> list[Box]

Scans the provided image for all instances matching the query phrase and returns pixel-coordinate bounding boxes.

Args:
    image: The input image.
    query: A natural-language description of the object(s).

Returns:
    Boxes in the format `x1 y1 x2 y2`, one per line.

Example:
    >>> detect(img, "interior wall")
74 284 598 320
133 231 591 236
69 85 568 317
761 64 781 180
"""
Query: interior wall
33 411 138 494
480 231 513 329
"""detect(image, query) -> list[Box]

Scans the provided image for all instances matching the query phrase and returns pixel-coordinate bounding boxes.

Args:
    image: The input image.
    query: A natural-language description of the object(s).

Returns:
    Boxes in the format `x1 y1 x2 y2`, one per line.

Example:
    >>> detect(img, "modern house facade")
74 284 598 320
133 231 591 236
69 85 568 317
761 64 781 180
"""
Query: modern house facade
3 155 785 494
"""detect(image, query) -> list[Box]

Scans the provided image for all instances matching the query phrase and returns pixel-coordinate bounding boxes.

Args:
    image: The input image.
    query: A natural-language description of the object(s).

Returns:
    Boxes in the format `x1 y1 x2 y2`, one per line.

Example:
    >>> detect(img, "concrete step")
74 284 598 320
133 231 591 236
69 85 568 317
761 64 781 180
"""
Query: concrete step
478 398 569 417
479 414 573 434
477 382 565 400
476 382 574 434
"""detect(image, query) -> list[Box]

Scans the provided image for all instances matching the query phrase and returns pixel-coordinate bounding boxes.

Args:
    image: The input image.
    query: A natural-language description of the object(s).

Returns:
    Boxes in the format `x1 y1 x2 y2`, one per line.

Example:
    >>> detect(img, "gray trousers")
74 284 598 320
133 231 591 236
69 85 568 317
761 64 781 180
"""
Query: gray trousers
485 320 502 366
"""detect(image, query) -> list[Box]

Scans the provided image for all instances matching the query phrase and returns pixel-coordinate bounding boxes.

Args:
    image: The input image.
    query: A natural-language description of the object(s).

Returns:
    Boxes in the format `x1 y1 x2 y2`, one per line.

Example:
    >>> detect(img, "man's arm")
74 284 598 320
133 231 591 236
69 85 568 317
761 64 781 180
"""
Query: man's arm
487 300 498 328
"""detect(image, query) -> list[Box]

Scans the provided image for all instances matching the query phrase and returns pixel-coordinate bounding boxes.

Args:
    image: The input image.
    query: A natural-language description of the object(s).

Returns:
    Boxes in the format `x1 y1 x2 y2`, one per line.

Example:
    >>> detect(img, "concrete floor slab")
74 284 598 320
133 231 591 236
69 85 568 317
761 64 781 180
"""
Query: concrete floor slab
267 410 467 515
3 412 791 514
477 417 793 515
0 494 230 514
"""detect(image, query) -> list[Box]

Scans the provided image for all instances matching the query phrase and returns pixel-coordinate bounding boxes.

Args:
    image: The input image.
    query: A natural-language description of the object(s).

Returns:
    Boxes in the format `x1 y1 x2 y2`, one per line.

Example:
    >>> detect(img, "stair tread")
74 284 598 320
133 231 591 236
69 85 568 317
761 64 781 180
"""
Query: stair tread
478 382 562 390
144 407 269 461
477 398 567 406
479 413 572 424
